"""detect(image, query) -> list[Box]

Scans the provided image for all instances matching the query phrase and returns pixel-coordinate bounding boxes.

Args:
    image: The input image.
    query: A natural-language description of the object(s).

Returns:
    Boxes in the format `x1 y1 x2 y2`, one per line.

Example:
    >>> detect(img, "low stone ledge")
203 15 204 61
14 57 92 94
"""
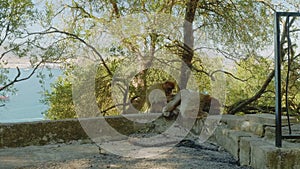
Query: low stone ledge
239 135 300 169
215 127 282 169
265 124 300 142
214 127 252 160
250 140 280 169
248 139 300 169
210 114 300 169
245 114 298 126
240 121 265 137
219 115 268 137
221 114 299 139
219 115 245 130
0 114 168 148
239 136 261 166
0 119 88 148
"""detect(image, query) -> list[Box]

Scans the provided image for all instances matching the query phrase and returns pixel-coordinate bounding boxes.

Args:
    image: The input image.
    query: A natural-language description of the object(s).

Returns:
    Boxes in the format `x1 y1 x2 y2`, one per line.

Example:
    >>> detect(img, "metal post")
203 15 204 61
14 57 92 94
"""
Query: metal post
274 12 282 147
274 12 300 147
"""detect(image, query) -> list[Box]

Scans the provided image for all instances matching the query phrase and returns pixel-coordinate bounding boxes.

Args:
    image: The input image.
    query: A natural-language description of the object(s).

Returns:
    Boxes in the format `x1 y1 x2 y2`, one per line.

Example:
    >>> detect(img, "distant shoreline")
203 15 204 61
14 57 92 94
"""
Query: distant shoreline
0 53 62 69
2 63 62 69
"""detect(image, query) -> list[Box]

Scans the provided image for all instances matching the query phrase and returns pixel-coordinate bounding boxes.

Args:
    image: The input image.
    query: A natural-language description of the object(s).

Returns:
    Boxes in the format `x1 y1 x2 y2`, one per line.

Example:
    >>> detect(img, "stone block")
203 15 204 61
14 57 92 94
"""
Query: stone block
264 126 276 141
214 127 251 160
250 140 281 169
279 148 300 169
219 115 245 130
0 119 89 148
240 121 265 137
245 114 298 126
264 125 300 142
239 136 261 166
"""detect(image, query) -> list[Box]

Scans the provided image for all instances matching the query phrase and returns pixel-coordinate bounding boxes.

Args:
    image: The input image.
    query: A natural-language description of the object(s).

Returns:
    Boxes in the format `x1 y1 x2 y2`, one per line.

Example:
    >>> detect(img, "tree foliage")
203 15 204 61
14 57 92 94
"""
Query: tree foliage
2 0 300 119
0 0 68 97
39 0 276 119
42 76 75 120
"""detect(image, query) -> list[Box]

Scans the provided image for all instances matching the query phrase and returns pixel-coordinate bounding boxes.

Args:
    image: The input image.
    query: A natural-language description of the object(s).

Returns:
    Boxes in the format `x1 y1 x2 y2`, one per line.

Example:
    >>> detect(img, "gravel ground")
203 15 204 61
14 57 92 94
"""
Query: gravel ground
0 137 253 169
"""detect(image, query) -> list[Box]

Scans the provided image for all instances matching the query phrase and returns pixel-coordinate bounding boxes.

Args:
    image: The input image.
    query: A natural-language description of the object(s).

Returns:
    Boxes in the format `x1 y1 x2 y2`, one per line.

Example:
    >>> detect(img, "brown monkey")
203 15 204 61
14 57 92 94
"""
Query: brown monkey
123 81 175 114
146 81 176 113
199 94 221 116
162 91 221 118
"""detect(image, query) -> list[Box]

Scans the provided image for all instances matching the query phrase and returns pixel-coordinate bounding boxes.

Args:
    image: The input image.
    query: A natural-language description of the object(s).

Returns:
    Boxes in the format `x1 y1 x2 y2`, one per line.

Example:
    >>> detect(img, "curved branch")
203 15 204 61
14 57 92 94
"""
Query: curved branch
228 69 275 114
29 27 113 76
191 65 210 77
256 0 276 12
101 102 131 116
211 69 250 82
0 61 43 92
0 40 31 60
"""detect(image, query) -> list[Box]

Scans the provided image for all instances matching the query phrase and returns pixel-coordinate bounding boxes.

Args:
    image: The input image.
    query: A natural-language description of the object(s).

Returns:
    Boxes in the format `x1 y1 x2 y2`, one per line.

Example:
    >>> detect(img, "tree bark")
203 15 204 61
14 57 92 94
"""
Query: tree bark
179 0 199 89
109 0 120 18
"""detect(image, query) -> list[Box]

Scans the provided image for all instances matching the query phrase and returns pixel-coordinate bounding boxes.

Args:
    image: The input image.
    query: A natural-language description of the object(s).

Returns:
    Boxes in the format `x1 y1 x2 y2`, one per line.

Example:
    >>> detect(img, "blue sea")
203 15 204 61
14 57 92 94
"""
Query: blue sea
0 68 63 123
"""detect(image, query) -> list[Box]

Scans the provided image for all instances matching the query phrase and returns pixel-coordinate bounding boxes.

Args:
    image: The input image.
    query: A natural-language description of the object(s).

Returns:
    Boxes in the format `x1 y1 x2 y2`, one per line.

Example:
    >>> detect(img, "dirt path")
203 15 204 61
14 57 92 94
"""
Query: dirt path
0 140 253 169
0 138 253 169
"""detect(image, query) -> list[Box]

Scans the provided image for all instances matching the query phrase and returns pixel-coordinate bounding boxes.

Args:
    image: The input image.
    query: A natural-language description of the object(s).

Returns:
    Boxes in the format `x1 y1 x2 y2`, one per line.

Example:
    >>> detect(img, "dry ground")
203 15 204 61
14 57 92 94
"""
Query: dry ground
0 138 253 169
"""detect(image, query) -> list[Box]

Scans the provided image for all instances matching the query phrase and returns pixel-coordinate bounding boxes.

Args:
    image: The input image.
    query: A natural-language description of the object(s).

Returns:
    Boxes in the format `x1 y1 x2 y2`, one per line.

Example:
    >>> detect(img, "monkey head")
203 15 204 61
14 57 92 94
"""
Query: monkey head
162 81 175 96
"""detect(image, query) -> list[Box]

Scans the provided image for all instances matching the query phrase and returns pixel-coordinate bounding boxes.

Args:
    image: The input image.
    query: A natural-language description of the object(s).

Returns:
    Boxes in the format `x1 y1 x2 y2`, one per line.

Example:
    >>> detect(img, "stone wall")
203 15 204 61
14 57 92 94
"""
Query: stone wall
214 114 300 169
0 114 174 148
0 119 87 148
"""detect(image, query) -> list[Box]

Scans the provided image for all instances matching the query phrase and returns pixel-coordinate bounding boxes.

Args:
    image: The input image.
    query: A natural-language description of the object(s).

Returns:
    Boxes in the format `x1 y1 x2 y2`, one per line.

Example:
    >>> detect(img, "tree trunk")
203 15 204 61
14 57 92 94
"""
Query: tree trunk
179 0 199 89
124 33 158 113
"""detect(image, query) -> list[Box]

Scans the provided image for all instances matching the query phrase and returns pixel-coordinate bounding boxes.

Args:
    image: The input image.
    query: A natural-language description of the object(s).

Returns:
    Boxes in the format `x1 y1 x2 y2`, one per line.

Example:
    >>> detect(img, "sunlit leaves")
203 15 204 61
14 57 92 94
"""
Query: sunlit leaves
4 0 298 117
42 76 76 120
196 0 273 58
0 0 37 94
226 55 274 108
0 0 35 44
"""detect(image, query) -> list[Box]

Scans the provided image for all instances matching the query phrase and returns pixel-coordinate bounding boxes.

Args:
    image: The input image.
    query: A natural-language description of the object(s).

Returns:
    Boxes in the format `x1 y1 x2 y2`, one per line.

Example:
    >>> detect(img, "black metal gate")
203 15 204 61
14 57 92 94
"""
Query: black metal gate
274 12 300 147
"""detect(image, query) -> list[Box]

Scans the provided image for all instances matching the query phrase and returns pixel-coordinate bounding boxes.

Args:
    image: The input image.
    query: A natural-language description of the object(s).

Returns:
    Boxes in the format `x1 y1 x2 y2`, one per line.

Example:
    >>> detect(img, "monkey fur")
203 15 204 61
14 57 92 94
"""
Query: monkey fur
162 90 221 118
146 81 176 113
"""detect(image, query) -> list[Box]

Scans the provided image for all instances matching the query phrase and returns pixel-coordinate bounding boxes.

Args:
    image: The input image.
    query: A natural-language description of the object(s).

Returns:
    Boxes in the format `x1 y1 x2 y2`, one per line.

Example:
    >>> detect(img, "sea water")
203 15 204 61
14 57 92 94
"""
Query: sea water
0 68 63 123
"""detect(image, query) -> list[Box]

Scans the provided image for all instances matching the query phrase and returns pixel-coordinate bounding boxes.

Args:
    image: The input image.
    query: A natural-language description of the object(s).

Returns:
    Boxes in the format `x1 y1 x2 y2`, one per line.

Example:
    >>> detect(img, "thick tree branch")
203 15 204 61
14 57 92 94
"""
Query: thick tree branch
228 69 275 114
0 22 10 46
0 40 30 60
109 0 120 18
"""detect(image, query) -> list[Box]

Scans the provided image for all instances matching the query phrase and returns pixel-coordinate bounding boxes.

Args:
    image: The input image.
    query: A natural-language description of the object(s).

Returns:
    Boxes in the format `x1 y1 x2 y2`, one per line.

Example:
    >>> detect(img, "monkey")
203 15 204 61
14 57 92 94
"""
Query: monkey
162 90 221 118
123 81 175 114
198 93 221 117
146 81 176 113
